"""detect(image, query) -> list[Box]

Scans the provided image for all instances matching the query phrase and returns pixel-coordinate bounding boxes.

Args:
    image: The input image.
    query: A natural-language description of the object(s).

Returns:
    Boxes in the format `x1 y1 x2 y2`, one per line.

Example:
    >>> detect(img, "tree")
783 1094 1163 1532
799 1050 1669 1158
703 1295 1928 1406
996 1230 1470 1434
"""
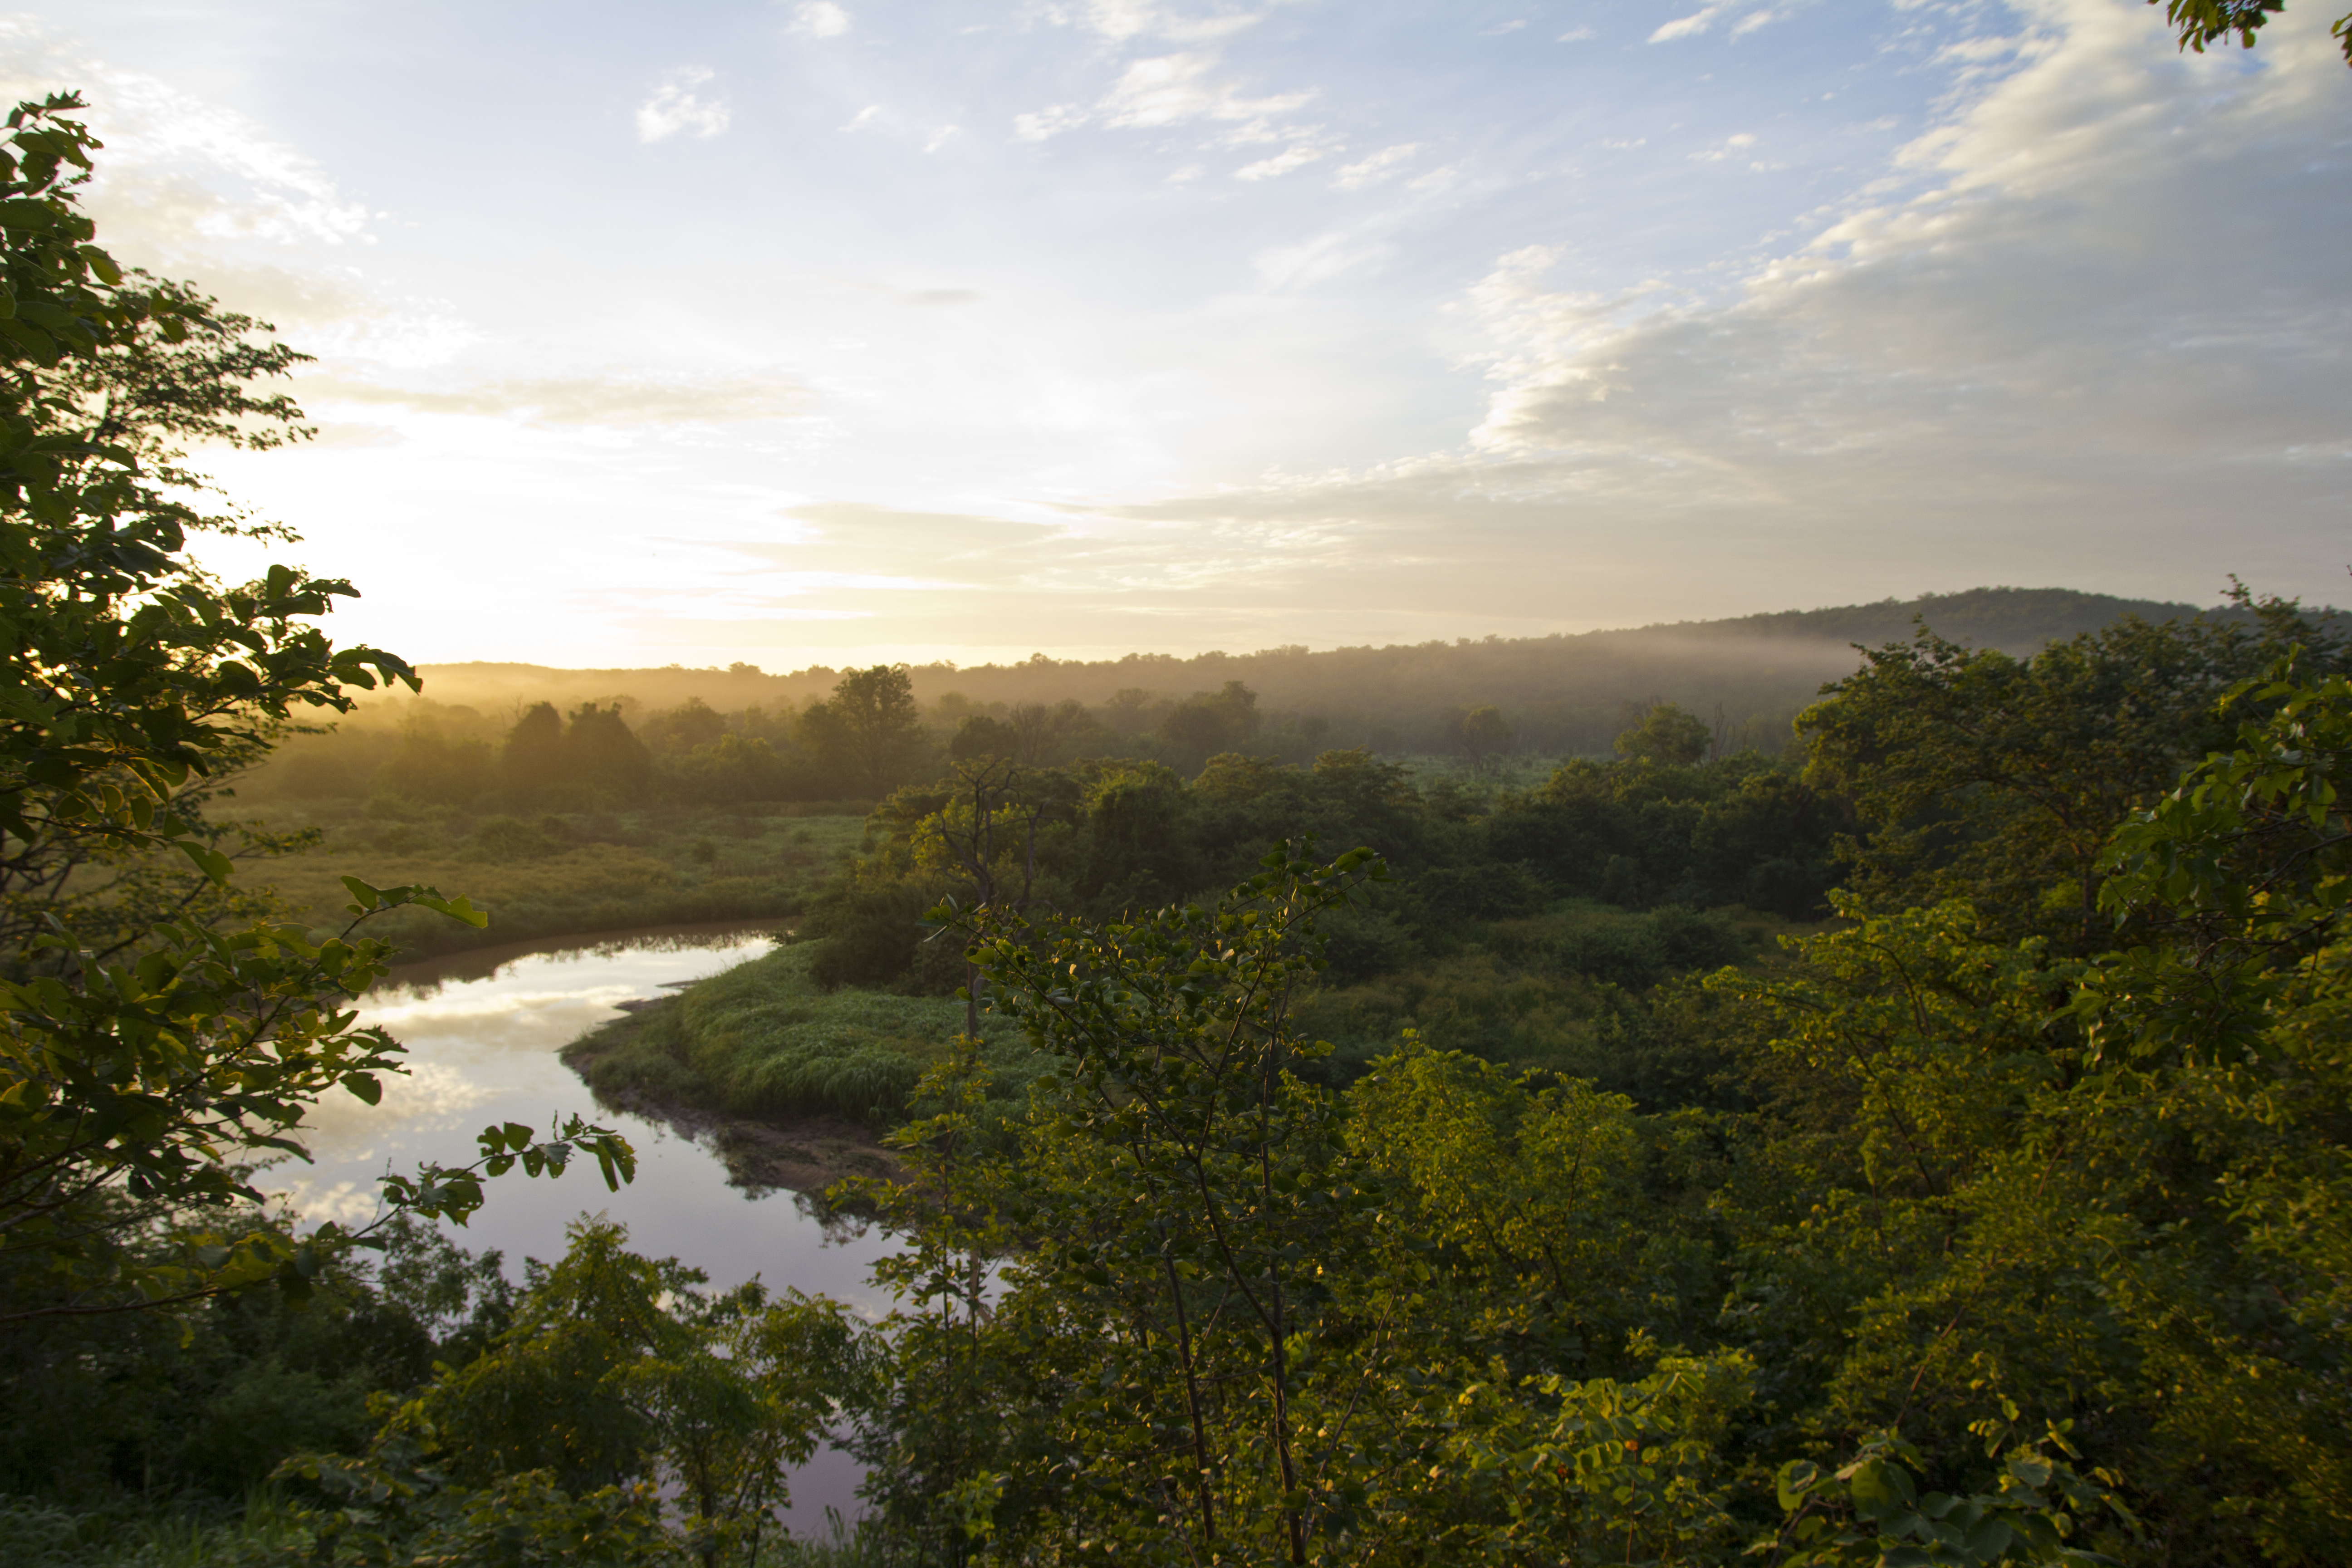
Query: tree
866 845 1396 1563
908 756 1075 1033
1615 701 1713 765
1450 703 1515 774
662 731 784 805
0 95 631 1322
500 701 566 797
948 711 1019 764
564 701 653 800
848 848 2110 1565
2150 0 2352 67
1005 699 1104 766
637 696 728 757
1156 679 1260 773
800 665 926 797
1796 596 2342 953
282 1220 865 1568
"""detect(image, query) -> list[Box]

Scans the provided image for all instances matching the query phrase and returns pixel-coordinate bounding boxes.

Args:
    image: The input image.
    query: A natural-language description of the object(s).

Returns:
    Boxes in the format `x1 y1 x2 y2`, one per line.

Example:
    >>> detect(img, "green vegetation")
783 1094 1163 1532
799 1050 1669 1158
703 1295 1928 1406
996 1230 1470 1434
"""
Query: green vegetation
0 94 626 1338
2151 0 2352 68
239 797 865 959
829 651 2352 1566
7 84 2352 1568
0 1216 864 1568
567 941 1032 1127
395 583 2321 765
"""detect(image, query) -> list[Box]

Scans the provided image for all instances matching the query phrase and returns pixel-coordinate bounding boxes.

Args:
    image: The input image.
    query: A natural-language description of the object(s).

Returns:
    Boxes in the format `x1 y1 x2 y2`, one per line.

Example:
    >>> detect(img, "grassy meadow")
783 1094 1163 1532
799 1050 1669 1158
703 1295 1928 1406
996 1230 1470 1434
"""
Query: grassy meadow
563 941 1041 1142
229 794 868 959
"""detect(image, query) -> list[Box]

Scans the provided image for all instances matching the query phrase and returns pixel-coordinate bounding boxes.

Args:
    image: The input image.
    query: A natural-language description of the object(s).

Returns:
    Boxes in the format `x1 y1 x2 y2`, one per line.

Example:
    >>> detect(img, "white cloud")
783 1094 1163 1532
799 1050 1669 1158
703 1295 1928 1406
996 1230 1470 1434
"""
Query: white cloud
636 67 730 143
1013 48 1315 144
0 27 485 377
1236 138 1338 180
1649 5 1730 41
789 1 852 38
1689 131 1758 161
1014 102 1093 141
1651 2 1794 41
924 124 966 152
1445 1 2352 538
1480 19 1529 34
1047 2 1264 44
311 370 818 427
1097 51 1313 132
1557 25 1599 42
0 40 370 253
986 0 2352 643
1253 231 1394 288
1332 143 1420 190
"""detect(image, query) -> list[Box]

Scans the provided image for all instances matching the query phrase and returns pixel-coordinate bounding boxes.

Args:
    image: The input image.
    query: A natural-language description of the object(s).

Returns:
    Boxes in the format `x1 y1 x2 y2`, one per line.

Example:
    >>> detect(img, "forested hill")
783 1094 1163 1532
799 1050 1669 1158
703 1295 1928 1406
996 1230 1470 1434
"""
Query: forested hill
1678 584 2203 646
401 585 2285 756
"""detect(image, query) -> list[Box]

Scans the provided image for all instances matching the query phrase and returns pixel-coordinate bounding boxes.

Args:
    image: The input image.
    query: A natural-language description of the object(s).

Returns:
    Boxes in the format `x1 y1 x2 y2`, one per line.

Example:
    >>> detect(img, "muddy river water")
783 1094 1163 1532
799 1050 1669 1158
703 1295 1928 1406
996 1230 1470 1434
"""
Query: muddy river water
259 921 889 1527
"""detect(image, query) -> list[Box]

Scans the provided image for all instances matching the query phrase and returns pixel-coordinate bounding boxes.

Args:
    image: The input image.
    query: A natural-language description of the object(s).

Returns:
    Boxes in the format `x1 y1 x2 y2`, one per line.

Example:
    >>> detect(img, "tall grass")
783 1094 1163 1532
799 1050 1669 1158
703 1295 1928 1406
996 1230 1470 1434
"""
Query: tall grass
240 808 868 960
568 943 1034 1125
760 1509 899 1565
0 1490 307 1568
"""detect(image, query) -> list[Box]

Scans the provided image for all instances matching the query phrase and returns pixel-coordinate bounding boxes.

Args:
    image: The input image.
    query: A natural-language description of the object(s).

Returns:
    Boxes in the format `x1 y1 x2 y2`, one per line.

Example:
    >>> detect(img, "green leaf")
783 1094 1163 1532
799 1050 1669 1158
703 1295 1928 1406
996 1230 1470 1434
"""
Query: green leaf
1846 1458 1916 1523
175 838 235 886
1778 1460 1824 1512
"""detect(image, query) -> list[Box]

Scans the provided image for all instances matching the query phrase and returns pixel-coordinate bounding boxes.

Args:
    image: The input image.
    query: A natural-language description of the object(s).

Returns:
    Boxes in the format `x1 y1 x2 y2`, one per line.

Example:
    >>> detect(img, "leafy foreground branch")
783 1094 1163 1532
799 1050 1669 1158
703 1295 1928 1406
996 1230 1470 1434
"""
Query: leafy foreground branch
0 92 635 1321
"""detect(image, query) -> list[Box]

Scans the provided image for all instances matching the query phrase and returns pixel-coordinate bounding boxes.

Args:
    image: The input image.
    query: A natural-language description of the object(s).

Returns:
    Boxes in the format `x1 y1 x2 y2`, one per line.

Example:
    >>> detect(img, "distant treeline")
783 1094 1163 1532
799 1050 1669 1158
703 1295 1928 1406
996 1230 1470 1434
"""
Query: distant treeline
255 586 2335 811
370 585 2311 763
259 668 1338 811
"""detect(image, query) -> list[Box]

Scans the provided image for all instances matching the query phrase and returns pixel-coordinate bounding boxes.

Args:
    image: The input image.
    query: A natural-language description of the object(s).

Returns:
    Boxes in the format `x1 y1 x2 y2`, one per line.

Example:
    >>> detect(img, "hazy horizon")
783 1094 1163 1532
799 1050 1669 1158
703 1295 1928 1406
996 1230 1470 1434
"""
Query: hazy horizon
381 582 2242 683
10 0 2348 669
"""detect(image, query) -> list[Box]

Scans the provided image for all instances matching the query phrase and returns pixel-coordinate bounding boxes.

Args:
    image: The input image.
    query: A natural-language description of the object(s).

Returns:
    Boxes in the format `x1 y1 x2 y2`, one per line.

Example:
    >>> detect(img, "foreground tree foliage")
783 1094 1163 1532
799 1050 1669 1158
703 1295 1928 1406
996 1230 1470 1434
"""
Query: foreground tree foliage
0 94 631 1326
821 659 2347 1566
2150 0 2352 66
276 1219 865 1568
1797 593 2345 954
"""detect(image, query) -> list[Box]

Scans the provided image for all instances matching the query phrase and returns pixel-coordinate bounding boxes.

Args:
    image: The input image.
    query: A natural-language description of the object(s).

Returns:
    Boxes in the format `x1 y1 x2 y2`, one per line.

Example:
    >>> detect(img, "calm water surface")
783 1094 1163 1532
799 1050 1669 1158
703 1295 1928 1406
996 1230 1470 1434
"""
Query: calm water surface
261 921 891 1525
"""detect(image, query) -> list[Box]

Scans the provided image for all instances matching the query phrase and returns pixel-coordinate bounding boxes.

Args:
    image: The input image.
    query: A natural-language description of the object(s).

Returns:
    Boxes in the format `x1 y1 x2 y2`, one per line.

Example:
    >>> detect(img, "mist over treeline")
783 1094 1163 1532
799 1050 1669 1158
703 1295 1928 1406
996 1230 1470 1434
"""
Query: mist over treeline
259 586 2314 812
401 585 2268 743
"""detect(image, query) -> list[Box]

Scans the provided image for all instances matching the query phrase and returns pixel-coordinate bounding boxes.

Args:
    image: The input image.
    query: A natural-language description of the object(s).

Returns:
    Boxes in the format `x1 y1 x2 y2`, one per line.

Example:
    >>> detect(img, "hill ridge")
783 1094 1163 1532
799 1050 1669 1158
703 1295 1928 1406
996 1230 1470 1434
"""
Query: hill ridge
389 586 2333 758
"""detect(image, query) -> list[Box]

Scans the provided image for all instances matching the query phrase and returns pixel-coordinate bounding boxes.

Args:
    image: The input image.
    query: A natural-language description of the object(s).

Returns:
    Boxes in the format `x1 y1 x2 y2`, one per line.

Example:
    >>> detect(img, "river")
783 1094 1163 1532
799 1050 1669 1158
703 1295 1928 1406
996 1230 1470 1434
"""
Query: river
261 921 889 1529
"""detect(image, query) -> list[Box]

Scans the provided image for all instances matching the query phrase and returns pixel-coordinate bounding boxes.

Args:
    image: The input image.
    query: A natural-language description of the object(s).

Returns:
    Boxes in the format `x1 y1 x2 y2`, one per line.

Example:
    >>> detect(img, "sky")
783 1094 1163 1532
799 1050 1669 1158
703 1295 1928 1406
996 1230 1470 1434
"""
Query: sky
6 0 2348 669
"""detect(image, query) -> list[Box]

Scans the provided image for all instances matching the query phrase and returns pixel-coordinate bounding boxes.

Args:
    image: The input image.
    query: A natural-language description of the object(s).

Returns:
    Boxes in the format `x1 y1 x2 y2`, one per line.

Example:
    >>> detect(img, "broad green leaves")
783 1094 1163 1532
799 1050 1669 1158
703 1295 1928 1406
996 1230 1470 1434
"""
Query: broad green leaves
2149 0 2352 67
0 93 634 1323
2086 662 2352 1066
1765 1425 2126 1567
